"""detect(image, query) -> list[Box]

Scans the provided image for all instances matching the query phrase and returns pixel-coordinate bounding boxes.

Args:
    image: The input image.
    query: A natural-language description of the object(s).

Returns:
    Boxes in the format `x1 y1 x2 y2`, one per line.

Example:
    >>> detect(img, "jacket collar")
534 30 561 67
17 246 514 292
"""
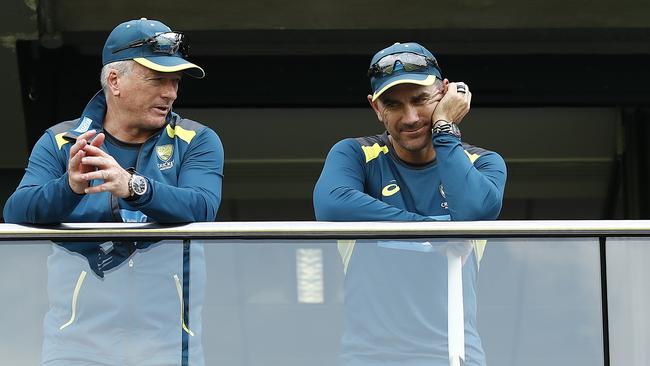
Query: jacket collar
66 90 178 137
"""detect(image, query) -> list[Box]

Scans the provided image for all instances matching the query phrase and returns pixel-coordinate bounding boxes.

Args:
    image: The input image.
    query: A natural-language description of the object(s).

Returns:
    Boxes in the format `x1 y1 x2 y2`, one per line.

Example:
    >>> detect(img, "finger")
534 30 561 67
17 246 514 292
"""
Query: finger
69 150 86 172
81 170 110 181
82 144 110 157
90 132 105 148
84 179 125 195
461 88 469 99
84 183 109 195
69 136 88 158
81 156 110 169
71 130 97 153
68 129 97 155
448 82 457 94
68 150 87 176
455 82 468 96
77 129 97 140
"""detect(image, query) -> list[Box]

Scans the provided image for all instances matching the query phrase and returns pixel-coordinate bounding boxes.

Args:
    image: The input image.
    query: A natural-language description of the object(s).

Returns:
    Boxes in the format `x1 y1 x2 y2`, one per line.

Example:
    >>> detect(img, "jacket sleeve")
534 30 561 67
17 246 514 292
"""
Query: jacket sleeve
313 139 435 222
3 133 84 224
433 133 507 221
125 128 224 223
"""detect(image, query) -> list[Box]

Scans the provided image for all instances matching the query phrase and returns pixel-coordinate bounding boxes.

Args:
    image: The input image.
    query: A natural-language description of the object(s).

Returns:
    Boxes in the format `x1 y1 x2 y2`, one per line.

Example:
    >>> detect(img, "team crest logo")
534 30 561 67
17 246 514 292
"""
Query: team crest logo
156 144 173 162
156 144 174 171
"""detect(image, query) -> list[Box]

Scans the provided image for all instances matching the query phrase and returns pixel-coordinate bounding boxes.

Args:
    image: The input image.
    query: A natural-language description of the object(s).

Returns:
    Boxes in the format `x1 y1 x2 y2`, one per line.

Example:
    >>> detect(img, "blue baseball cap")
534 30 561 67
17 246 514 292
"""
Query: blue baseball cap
369 42 442 101
102 18 205 78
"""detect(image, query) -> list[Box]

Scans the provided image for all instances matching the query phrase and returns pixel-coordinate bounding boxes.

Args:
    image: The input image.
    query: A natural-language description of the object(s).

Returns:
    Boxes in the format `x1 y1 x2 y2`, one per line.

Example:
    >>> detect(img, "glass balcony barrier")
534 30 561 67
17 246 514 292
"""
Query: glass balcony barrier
0 221 648 366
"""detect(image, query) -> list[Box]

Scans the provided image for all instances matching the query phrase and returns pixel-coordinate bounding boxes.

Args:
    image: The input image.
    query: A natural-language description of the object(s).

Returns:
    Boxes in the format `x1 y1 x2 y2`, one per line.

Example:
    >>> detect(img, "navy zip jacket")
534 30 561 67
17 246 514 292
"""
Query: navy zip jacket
3 91 223 366
4 91 223 224
313 131 506 366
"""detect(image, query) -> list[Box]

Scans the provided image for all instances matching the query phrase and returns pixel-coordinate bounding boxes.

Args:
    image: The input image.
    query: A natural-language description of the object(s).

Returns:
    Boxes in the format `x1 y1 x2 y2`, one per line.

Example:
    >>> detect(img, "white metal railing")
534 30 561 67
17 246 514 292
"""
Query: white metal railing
0 220 649 240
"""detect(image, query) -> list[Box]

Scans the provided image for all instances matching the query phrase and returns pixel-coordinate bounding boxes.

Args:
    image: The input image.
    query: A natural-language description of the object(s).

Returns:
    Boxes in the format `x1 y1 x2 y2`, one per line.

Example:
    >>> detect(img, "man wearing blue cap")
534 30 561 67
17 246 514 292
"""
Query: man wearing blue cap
4 18 222 365
314 43 507 365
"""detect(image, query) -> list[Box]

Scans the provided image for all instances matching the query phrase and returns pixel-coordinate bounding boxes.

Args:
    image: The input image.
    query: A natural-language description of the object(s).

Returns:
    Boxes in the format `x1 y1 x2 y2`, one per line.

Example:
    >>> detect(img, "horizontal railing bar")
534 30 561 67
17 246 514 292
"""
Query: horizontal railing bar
0 221 648 240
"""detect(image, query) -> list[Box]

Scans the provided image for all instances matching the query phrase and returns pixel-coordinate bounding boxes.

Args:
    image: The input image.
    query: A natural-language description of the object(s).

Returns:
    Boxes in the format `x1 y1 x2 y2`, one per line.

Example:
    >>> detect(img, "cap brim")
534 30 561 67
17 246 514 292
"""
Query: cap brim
134 56 205 79
371 74 437 102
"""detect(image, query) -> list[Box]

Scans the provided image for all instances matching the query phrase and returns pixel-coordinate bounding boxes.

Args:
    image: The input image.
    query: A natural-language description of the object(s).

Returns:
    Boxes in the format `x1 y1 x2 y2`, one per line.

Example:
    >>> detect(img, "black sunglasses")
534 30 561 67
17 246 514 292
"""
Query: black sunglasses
112 31 189 58
368 52 440 77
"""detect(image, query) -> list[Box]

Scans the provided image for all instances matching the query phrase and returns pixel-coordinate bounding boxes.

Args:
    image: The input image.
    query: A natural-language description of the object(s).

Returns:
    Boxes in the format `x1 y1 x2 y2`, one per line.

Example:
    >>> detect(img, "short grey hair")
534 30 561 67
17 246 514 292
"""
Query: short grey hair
100 60 134 96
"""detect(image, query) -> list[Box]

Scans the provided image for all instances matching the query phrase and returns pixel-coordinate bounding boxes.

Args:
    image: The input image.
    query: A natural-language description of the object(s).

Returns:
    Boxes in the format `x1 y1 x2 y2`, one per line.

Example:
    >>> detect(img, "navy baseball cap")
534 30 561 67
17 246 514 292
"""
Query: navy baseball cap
102 18 205 78
369 42 442 101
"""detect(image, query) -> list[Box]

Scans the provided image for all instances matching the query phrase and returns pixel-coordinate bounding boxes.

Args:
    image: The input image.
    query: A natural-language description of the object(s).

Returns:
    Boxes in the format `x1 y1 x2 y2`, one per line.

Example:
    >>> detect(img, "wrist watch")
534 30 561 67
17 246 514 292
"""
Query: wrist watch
125 173 148 201
432 120 461 138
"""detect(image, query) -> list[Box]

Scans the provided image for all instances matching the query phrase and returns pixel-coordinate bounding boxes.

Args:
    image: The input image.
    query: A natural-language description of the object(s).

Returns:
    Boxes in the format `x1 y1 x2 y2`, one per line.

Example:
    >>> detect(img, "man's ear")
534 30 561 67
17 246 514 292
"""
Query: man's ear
442 78 450 93
107 69 121 97
367 94 383 122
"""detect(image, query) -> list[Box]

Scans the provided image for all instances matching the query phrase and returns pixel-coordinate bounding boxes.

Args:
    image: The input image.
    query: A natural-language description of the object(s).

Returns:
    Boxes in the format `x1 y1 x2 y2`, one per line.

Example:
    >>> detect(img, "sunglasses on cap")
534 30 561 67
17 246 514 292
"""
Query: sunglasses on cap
368 52 440 77
112 31 189 57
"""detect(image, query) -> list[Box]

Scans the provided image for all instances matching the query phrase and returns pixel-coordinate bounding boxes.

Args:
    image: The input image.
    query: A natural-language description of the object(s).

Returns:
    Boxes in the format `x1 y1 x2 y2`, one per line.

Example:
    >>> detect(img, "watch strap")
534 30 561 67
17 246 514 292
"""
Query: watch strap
124 168 145 202
432 120 461 138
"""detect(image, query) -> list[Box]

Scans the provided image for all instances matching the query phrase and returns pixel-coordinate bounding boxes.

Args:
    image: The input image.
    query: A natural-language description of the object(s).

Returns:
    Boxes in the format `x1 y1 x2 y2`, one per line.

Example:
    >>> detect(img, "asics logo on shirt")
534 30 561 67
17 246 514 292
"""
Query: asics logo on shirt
382 183 401 197
439 185 449 209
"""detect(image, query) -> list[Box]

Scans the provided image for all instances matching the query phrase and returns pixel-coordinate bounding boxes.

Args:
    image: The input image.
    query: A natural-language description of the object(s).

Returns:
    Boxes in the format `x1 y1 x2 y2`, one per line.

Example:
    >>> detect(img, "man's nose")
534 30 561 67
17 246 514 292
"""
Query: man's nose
161 80 178 100
403 104 419 123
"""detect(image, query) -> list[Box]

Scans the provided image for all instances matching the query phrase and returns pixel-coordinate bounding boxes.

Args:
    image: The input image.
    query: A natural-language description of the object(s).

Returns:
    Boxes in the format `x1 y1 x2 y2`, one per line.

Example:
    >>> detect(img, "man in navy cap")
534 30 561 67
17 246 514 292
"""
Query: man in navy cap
314 43 507 365
4 18 223 365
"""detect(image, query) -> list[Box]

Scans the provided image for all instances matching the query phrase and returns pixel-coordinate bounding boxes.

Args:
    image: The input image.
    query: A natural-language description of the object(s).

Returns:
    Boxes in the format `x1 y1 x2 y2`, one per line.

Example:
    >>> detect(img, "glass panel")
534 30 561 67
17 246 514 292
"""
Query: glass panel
478 238 604 366
0 240 202 366
199 238 604 366
201 240 343 366
606 237 650 366
0 236 606 366
0 241 50 365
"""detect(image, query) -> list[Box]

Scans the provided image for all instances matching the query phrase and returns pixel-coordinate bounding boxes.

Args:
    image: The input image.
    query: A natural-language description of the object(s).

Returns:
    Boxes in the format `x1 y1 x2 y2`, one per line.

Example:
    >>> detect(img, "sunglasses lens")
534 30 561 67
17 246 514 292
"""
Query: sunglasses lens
378 64 395 75
401 53 429 67
369 53 434 77
402 63 424 72
152 32 184 55
375 54 398 74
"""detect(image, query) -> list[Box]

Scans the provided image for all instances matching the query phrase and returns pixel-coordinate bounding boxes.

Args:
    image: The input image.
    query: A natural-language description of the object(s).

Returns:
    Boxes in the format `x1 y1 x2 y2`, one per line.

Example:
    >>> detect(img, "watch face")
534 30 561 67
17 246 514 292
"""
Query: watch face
131 175 148 195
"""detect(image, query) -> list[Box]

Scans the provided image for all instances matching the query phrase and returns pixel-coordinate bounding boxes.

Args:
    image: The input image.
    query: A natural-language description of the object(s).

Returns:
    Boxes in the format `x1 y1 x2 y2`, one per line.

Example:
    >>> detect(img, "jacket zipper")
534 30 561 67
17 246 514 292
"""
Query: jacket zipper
173 273 195 336
59 270 87 330
109 126 166 221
